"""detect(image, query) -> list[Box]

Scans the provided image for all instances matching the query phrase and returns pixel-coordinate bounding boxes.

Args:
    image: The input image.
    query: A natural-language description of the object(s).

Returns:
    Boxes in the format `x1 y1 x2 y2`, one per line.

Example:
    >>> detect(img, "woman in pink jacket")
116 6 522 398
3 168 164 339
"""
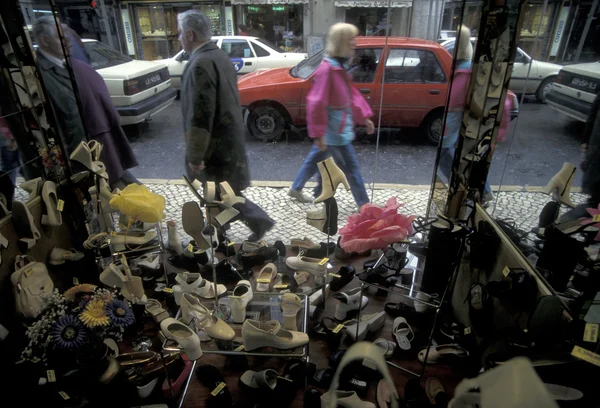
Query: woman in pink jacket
287 23 375 208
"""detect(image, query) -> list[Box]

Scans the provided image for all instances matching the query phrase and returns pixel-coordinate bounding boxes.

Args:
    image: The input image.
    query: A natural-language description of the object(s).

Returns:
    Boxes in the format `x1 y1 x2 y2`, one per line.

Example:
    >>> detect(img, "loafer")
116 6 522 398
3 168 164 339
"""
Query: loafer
180 293 235 341
231 280 253 323
239 244 279 269
285 254 327 276
49 248 84 265
242 319 309 351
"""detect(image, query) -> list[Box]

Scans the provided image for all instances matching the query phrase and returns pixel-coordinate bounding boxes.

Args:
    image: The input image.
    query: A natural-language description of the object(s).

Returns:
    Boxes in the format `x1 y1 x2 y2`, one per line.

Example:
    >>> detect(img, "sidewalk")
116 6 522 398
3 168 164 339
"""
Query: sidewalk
144 180 587 245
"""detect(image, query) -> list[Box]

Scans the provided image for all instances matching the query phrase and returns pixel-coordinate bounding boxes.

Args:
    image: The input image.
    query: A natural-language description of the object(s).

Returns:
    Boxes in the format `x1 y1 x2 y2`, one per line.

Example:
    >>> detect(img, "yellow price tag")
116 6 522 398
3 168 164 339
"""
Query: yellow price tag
318 258 329 266
593 214 600 222
227 241 236 247
24 268 33 277
274 284 289 289
187 243 194 252
110 231 117 236
47 369 56 383
332 324 344 334
329 273 341 278
571 345 600 367
58 391 70 400
502 266 510 277
73 277 80 285
211 382 226 396
234 345 245 352
257 278 272 283
57 199 64 212
163 287 174 294
584 323 599 343
464 327 472 335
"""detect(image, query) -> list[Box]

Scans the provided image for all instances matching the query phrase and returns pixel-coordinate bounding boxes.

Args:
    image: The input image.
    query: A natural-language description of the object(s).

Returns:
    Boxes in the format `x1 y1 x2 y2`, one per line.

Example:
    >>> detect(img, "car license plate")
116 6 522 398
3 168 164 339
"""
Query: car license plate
145 73 162 87
571 77 597 92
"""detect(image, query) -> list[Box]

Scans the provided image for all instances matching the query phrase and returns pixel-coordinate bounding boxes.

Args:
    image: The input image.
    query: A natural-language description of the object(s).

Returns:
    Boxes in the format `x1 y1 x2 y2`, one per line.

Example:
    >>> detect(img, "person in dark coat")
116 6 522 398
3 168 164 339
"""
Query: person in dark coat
178 10 274 241
33 16 139 188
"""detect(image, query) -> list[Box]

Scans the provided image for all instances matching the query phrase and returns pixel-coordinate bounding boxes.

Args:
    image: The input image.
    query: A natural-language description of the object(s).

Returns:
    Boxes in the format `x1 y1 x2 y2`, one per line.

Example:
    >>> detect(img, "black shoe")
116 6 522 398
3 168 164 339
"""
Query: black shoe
304 242 336 258
239 246 279 269
334 236 371 260
329 265 355 291
167 253 199 272
466 283 493 337
196 364 233 408
202 259 243 284
248 219 275 242
216 238 237 257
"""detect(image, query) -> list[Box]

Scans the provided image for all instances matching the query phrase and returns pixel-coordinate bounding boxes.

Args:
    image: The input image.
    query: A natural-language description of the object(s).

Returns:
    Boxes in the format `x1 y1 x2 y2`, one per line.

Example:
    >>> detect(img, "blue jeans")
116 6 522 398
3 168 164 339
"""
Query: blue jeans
291 143 370 207
1 146 19 186
439 146 492 195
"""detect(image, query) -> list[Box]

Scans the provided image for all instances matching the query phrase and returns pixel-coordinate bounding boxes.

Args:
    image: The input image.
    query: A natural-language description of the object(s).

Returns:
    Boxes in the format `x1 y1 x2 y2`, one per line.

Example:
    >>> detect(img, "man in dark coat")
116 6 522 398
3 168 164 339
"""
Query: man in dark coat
178 10 274 240
33 16 139 188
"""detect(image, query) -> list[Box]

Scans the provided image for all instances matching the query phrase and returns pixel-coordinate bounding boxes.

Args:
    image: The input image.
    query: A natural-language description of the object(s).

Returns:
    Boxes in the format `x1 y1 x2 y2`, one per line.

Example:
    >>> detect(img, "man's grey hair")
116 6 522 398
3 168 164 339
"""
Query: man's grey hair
32 15 58 43
177 10 212 42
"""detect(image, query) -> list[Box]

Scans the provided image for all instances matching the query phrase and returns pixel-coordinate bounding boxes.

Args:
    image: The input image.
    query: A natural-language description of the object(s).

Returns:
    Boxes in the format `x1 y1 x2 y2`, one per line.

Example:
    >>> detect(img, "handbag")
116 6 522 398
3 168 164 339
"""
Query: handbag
10 255 54 319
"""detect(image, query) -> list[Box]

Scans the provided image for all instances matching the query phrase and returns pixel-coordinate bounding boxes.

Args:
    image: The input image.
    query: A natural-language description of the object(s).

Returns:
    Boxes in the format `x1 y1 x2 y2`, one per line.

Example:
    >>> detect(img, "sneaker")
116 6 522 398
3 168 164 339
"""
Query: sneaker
287 188 313 203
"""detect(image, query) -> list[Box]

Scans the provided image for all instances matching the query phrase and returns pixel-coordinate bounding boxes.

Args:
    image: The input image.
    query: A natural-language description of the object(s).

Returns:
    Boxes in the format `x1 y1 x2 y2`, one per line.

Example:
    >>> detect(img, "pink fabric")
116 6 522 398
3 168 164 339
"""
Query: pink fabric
307 60 373 139
495 97 512 143
447 69 471 112
580 204 600 241
339 197 417 253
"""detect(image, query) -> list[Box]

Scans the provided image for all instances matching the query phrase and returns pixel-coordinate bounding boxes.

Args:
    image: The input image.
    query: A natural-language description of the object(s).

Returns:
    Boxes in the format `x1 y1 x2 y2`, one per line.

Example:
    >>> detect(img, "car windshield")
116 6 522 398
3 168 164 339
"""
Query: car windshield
291 50 323 79
83 41 133 70
256 38 284 53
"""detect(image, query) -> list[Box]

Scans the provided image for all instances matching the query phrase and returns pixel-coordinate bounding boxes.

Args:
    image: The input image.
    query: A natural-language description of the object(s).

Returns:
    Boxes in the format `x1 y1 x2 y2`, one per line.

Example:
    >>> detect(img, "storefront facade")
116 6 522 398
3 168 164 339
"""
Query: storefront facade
335 0 413 37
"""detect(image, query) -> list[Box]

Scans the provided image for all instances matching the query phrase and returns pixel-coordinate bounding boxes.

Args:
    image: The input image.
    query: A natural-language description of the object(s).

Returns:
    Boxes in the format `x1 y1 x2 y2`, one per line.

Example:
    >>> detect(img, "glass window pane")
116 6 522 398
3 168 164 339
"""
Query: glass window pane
222 39 254 58
252 43 270 58
385 49 445 83
350 48 382 83
83 41 133 70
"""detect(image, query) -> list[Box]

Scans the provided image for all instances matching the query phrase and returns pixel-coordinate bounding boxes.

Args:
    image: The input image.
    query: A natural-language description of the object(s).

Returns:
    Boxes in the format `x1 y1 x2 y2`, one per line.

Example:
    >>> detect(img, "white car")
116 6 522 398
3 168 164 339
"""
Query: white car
546 62 600 122
158 36 308 89
82 39 177 126
438 38 562 103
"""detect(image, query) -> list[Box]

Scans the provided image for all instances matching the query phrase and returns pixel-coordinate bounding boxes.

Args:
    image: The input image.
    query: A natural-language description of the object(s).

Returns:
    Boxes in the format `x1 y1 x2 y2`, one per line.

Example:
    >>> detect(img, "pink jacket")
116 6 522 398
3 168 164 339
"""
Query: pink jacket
307 58 373 139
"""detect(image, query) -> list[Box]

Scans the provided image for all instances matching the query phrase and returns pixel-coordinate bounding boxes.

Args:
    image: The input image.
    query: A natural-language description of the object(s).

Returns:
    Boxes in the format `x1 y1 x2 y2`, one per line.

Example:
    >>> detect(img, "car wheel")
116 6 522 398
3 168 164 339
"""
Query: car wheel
422 110 443 145
247 106 286 142
536 76 556 103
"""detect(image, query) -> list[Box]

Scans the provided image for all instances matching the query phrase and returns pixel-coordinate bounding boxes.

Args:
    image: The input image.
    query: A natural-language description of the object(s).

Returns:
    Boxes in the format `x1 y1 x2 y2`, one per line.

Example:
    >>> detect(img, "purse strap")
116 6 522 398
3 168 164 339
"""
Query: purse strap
327 341 399 408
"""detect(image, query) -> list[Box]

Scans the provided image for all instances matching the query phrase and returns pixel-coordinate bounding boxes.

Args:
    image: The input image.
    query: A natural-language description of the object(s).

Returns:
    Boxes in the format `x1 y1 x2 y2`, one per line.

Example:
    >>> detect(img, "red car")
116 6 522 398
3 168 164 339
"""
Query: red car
238 37 519 144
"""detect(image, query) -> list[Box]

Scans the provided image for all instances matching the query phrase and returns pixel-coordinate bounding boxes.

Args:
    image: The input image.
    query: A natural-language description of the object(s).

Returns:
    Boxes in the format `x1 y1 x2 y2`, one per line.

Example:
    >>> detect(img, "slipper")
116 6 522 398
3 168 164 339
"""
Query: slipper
182 201 209 251
425 377 446 404
41 181 62 226
240 369 278 390
393 317 414 351
418 344 469 363
377 379 397 408
329 265 355 292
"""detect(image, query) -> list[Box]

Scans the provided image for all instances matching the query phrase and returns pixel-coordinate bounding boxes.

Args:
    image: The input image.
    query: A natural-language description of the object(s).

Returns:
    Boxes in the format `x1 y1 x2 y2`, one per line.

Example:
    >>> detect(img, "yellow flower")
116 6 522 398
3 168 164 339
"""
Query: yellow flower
64 284 97 302
80 300 109 328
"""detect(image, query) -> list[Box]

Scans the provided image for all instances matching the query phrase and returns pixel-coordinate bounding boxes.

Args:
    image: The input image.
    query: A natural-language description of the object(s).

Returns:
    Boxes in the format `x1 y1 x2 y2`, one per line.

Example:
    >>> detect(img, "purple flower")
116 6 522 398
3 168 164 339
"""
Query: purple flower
106 300 135 327
51 314 86 350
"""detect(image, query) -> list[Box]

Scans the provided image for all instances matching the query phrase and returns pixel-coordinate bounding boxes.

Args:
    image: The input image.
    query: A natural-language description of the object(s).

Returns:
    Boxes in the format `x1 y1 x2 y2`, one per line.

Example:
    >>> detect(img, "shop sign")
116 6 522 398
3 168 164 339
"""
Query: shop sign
550 5 569 57
334 0 412 7
225 6 234 36
231 58 244 72
121 8 136 56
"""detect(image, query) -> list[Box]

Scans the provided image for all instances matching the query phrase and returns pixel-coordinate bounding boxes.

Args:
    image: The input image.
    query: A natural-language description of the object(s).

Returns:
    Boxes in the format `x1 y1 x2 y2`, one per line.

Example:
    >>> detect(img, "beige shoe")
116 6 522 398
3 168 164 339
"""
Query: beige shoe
160 317 202 360
49 248 84 265
180 293 235 340
314 157 350 203
290 237 320 250
256 263 277 292
242 319 309 351
285 254 327 276
543 162 576 207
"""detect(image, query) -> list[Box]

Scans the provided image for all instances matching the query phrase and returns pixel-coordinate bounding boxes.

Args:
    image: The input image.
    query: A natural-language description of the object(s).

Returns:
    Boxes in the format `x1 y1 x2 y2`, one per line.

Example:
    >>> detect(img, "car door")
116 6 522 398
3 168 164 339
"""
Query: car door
349 47 383 115
378 47 447 127
509 48 538 93
220 38 258 74
249 40 274 71
170 50 190 88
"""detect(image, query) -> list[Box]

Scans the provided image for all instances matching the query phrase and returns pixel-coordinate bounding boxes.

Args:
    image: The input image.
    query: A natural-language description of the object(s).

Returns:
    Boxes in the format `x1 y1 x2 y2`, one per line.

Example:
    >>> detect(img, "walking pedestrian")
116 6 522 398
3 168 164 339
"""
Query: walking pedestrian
178 10 274 241
287 23 374 209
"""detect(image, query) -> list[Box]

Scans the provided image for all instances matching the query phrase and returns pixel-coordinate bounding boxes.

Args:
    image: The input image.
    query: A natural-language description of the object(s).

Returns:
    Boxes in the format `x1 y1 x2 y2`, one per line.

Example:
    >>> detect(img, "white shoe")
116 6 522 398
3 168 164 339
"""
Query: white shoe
281 293 302 330
180 293 235 340
173 272 203 305
290 237 320 250
20 177 43 201
543 162 577 207
287 188 313 203
109 230 158 252
182 201 210 250
12 201 41 250
256 263 277 292
89 178 116 213
285 254 327 276
242 319 309 351
321 390 376 408
160 317 202 360
314 157 350 203
196 277 227 299
334 287 368 320
135 253 161 270
49 248 84 265
343 312 386 342
231 280 253 323
166 220 182 254
70 141 103 174
41 181 63 226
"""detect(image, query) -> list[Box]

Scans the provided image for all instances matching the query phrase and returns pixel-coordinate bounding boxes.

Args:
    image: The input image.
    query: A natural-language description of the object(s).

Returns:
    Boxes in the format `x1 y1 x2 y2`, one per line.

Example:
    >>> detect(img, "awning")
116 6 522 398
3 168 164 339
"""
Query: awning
231 0 309 4
335 0 412 7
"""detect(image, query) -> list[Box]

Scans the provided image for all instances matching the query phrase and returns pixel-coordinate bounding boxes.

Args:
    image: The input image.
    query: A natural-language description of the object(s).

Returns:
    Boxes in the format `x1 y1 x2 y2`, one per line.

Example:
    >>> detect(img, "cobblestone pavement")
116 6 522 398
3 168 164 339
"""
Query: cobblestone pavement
144 182 588 246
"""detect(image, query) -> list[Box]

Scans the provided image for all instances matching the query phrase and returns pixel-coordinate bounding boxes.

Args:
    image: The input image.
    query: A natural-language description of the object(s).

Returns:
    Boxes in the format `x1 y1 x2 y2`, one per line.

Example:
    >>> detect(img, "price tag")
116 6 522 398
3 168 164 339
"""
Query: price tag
73 277 80 285
110 231 117 236
58 391 70 400
274 284 289 289
47 369 56 383
584 323 599 343
187 243 194 252
163 287 174 294
318 258 329 266
227 241 236 247
57 199 64 212
571 345 600 367
332 324 344 334
257 278 272 283
24 268 33 277
464 327 472 335
31 357 41 363
329 273 341 278
211 382 226 396
234 345 245 352
594 214 600 222
502 266 510 277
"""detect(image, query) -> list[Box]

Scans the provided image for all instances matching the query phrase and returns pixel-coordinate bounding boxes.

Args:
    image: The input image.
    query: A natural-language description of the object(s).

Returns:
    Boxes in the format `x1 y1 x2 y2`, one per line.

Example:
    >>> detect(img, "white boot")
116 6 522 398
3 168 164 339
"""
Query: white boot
543 162 576 208
167 220 183 254
314 157 350 203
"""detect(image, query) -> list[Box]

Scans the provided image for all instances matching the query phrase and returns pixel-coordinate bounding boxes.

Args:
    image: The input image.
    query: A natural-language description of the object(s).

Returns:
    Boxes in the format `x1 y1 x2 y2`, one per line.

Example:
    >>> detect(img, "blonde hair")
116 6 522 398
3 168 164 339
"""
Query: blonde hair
325 23 359 57
456 25 473 60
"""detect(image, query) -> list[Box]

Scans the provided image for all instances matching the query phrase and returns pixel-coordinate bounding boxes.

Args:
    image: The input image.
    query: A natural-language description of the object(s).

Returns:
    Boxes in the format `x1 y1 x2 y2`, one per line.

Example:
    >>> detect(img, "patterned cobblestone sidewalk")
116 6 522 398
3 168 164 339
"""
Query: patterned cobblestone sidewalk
145 182 588 245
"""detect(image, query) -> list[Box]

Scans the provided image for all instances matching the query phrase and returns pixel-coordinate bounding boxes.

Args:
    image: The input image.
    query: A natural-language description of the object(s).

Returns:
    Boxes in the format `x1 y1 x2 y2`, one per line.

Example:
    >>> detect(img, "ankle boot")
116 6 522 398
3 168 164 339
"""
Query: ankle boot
167 220 183 254
543 162 576 207
314 158 350 203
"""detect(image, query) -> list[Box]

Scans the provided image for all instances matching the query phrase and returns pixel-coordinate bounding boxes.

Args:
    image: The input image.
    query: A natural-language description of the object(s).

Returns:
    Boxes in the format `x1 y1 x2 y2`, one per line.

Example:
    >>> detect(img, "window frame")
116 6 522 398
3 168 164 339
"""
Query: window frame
383 47 447 84
221 39 255 59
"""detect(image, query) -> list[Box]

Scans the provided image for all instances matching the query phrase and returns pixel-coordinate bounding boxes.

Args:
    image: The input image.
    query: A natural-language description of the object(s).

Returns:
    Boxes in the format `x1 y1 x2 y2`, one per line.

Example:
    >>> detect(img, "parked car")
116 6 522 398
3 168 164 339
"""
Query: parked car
546 62 600 122
81 39 177 126
438 38 562 103
238 37 519 144
158 36 308 89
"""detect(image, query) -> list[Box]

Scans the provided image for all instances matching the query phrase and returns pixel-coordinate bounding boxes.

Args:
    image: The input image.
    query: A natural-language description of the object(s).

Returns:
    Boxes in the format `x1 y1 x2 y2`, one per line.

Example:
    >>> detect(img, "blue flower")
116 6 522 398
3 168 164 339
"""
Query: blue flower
106 300 135 327
51 314 86 350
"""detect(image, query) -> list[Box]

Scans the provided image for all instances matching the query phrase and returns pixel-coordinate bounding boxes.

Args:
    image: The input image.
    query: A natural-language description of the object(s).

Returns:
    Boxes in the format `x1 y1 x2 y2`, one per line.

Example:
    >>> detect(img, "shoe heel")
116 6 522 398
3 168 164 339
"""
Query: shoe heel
283 314 297 330
339 177 350 191
543 180 557 195
231 301 246 324
242 336 261 351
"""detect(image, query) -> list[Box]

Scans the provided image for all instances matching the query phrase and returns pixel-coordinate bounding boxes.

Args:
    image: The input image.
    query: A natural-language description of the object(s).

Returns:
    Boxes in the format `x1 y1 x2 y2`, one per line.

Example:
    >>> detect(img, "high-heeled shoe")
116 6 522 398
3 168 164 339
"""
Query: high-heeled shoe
182 201 211 251
70 141 103 174
180 293 235 340
87 140 103 161
314 158 350 203
12 201 41 251
543 162 576 207
281 293 302 330
231 280 253 323
166 220 182 254
160 317 202 360
41 181 62 226
89 178 117 213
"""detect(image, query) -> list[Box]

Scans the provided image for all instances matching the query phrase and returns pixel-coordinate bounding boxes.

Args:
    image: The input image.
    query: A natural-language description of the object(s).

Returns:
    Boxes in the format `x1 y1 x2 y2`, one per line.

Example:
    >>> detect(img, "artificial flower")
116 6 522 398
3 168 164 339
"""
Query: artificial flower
106 300 135 327
580 203 600 241
80 299 110 328
64 284 97 302
51 314 86 350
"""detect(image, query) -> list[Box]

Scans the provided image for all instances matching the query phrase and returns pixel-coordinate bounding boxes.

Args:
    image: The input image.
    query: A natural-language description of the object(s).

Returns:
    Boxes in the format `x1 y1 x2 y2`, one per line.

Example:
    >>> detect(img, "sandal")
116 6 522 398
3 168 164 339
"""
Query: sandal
145 298 169 323
392 317 414 351
418 344 469 364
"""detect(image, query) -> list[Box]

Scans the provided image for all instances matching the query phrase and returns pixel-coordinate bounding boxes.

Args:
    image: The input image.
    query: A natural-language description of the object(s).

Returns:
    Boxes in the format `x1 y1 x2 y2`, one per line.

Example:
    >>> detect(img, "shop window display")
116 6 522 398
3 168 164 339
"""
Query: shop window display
241 5 304 52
